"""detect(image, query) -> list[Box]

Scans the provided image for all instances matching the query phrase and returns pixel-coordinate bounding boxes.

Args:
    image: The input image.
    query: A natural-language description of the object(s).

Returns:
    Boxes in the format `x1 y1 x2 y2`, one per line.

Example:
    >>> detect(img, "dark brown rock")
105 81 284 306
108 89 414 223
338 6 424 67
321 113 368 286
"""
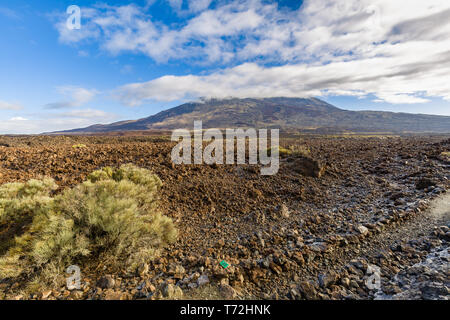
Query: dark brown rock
97 275 115 289
289 157 326 178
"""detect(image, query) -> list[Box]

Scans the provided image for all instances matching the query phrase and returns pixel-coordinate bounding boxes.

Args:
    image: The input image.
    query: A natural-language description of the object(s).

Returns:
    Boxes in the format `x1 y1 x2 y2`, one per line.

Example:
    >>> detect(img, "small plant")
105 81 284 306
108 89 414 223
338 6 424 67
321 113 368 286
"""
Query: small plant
266 145 310 158
72 144 87 149
266 146 292 158
287 145 311 157
0 164 177 290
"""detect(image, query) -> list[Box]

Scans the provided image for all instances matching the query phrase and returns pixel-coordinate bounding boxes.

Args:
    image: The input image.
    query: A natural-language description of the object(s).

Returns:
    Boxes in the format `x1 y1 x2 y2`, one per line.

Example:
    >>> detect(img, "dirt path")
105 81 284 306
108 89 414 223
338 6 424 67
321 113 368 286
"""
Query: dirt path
328 192 449 299
373 193 450 300
361 192 449 256
261 191 450 300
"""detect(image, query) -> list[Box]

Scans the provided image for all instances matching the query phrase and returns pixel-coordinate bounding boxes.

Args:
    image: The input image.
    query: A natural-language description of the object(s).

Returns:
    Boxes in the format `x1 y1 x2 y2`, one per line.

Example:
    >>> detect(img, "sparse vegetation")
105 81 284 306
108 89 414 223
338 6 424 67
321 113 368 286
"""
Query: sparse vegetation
287 144 311 157
72 144 87 149
266 146 291 158
0 164 176 290
267 145 311 158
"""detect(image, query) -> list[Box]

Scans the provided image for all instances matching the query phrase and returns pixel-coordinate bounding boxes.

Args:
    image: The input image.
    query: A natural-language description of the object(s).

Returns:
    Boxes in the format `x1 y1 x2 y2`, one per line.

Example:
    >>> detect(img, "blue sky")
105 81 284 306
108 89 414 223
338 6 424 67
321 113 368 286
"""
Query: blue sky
0 0 449 134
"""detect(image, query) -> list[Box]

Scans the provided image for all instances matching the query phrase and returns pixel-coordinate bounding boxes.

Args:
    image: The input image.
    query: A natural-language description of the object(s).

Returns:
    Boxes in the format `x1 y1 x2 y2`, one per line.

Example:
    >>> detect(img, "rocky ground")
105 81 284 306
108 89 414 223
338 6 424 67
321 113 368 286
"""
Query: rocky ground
375 196 449 300
0 134 449 300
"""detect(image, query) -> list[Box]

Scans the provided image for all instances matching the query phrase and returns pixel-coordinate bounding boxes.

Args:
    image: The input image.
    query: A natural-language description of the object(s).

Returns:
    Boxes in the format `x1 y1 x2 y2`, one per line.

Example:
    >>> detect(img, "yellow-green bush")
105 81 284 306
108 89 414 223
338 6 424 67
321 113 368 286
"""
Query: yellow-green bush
287 144 311 157
266 145 311 158
0 164 176 288
0 178 58 225
72 144 87 149
266 146 291 158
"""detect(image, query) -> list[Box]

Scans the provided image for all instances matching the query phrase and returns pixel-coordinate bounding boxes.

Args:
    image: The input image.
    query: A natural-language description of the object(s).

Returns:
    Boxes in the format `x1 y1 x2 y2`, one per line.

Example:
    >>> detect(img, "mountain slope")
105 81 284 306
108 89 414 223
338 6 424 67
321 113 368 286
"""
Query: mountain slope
51 97 450 134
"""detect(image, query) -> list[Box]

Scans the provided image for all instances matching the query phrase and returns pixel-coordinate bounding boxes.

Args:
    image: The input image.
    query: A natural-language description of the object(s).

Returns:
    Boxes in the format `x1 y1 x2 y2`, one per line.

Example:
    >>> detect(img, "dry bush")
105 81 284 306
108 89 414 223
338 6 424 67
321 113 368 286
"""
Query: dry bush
0 164 176 290
0 178 58 225
267 145 311 158
266 146 290 158
72 144 87 149
287 144 311 157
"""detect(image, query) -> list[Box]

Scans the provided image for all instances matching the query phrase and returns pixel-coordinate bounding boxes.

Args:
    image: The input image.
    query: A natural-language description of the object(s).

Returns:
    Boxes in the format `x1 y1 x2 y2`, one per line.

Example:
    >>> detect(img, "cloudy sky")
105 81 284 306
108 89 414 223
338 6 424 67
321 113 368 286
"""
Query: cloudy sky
1 0 450 134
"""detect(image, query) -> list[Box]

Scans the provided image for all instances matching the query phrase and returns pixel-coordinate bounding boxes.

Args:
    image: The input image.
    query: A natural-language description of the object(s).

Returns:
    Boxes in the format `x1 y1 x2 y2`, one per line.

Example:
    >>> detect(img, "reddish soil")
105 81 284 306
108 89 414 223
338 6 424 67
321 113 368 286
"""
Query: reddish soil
0 135 449 300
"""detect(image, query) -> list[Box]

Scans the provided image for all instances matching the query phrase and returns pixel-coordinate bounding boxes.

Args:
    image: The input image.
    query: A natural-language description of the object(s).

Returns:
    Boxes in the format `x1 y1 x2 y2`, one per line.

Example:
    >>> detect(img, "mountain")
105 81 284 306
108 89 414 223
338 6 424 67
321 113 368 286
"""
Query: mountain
49 97 450 134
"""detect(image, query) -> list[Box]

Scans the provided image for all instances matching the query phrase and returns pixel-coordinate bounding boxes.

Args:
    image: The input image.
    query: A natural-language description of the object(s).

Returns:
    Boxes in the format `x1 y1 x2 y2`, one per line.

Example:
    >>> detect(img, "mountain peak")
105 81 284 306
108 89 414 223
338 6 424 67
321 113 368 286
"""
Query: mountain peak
49 97 450 134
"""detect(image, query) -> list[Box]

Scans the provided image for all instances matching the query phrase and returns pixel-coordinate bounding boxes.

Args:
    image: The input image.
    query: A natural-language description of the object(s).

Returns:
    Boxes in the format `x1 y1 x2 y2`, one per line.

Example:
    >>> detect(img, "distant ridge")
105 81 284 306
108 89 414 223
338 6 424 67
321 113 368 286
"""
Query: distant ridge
48 97 450 134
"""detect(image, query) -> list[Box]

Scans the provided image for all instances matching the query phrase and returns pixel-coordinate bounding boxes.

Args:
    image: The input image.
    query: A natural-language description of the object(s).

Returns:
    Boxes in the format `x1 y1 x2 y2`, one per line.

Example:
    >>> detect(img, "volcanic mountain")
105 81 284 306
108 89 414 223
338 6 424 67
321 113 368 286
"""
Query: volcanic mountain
50 97 450 134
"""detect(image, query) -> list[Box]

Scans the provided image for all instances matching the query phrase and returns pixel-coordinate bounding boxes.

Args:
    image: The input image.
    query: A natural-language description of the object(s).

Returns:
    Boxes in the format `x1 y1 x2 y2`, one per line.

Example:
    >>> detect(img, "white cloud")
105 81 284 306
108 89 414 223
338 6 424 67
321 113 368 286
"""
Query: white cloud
57 0 450 105
167 0 183 12
56 108 115 119
188 0 212 13
165 0 212 14
0 7 20 20
9 117 28 121
56 7 101 44
0 109 117 134
0 101 23 110
45 86 99 109
120 64 134 74
55 2 268 63
115 48 449 106
78 50 89 57
373 94 430 104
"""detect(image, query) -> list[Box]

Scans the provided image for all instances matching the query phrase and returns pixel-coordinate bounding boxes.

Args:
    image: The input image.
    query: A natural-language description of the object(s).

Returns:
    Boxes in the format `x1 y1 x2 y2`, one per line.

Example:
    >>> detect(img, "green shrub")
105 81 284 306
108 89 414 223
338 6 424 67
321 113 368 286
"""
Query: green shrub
0 164 176 289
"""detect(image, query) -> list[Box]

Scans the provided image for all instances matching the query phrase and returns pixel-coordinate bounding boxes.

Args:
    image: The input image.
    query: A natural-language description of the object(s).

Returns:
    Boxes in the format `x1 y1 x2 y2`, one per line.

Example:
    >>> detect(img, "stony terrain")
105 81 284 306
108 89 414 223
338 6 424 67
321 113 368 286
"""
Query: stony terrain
0 134 449 300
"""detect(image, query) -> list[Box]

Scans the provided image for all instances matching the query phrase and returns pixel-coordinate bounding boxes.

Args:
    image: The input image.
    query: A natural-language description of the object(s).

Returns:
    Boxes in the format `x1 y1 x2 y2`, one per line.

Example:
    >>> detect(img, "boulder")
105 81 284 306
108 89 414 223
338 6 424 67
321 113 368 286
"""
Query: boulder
298 281 318 300
416 178 436 190
97 275 115 289
219 284 237 299
197 274 210 287
161 283 184 299
289 157 326 178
